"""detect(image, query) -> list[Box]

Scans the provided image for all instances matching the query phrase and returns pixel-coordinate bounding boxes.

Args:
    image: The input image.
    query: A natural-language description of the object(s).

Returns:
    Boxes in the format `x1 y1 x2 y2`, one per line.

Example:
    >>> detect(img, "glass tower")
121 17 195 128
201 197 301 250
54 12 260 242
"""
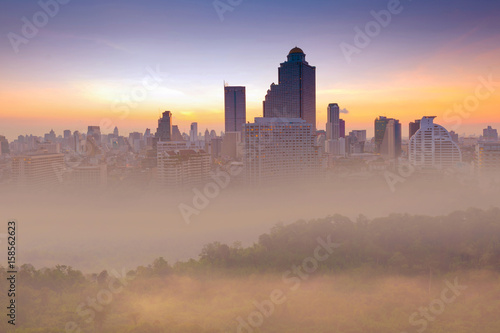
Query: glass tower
263 47 316 131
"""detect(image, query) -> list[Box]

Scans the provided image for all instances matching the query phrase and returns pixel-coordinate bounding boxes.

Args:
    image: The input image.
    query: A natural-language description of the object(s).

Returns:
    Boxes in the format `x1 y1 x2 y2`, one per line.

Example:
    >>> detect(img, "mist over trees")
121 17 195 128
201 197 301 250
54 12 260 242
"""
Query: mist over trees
1 208 500 332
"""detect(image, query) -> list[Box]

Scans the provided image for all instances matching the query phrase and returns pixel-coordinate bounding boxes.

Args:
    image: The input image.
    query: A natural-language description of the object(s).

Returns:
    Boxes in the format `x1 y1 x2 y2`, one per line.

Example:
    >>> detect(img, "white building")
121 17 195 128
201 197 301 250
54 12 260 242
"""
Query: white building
157 144 210 188
409 116 462 169
243 117 318 185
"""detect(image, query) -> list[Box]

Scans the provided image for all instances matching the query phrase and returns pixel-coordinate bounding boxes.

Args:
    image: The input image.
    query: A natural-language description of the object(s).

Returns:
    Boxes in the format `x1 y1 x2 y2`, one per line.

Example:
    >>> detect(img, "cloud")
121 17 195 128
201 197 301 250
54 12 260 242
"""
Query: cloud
340 108 349 114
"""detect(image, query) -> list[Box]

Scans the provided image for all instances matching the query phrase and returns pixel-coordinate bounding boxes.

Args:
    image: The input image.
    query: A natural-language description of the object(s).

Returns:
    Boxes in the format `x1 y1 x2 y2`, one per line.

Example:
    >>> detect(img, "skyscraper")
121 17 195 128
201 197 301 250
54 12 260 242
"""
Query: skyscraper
409 119 421 139
339 119 346 138
156 111 172 141
375 116 401 158
409 116 462 169
225 86 246 132
326 103 340 140
263 47 316 131
190 123 198 143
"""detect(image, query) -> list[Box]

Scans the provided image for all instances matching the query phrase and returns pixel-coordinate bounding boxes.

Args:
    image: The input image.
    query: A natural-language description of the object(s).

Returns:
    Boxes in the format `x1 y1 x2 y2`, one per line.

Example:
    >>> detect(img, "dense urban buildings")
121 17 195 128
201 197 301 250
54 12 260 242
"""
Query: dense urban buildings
87 126 101 145
243 117 318 185
263 47 316 131
409 116 462 169
224 86 246 133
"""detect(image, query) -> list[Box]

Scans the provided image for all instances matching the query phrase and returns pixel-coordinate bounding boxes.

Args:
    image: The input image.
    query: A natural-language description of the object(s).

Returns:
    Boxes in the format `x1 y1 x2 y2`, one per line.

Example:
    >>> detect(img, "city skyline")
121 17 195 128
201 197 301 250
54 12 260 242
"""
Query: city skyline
1 0 499 140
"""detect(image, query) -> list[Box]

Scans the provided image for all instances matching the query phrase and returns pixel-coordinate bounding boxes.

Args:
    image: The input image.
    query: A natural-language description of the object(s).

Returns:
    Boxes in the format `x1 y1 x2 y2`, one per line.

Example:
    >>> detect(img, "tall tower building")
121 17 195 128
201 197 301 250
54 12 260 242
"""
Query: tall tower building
190 123 198 142
409 116 462 169
326 103 340 140
375 116 401 158
87 126 101 145
263 47 316 131
225 86 246 133
156 111 172 142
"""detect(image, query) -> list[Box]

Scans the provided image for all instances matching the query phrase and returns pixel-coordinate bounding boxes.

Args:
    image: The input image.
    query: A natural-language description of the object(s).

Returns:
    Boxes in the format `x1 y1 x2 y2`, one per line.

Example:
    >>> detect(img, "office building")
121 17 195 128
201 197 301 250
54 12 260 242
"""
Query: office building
375 116 402 158
409 119 421 139
243 117 318 184
156 111 172 141
12 153 65 188
326 103 340 140
483 126 498 142
190 123 198 143
409 116 462 169
157 146 210 188
475 142 500 176
263 47 316 130
225 86 246 133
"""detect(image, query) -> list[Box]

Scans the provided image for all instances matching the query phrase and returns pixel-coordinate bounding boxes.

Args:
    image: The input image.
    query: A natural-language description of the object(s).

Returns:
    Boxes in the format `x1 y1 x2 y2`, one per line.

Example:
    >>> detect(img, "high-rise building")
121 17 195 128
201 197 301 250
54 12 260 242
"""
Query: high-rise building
263 47 316 131
171 125 183 141
375 116 401 158
409 119 421 139
87 126 101 145
0 135 10 155
157 145 210 188
156 111 172 141
113 126 119 137
475 142 500 176
190 123 198 143
71 164 107 188
225 86 246 132
483 126 498 142
339 119 346 138
409 116 462 169
326 103 340 140
12 153 65 188
243 117 318 184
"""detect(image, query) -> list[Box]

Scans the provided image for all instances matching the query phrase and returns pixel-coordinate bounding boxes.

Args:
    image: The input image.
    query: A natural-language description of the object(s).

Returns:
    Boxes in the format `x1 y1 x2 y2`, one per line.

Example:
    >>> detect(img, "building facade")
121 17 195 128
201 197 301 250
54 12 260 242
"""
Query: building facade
156 111 172 141
263 47 316 131
243 117 318 185
225 86 246 133
12 153 65 189
409 116 462 169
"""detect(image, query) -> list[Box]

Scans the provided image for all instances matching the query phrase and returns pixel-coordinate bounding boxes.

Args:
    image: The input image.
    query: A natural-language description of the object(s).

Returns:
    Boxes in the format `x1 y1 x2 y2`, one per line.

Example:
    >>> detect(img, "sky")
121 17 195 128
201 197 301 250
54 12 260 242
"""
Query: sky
0 0 499 141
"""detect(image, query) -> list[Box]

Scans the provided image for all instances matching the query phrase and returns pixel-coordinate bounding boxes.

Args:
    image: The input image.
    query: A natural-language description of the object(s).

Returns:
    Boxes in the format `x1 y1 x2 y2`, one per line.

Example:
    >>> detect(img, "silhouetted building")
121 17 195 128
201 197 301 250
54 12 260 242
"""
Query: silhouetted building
156 111 172 141
409 119 421 139
483 126 498 142
263 47 316 131
339 119 346 138
225 86 246 133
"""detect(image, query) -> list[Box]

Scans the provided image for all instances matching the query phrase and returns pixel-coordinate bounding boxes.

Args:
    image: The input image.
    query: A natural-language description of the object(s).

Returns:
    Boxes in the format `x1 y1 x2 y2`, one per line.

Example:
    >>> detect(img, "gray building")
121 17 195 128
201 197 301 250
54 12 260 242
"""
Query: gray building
326 103 340 140
225 86 246 132
263 47 316 131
